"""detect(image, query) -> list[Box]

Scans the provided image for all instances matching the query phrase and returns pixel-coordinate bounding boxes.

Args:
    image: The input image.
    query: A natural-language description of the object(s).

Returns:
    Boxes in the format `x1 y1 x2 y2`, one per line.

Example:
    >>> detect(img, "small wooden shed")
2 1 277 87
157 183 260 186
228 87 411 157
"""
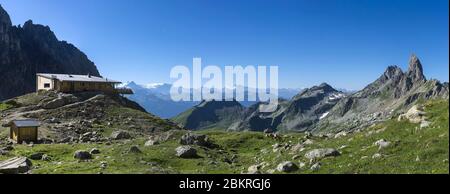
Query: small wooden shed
9 119 40 144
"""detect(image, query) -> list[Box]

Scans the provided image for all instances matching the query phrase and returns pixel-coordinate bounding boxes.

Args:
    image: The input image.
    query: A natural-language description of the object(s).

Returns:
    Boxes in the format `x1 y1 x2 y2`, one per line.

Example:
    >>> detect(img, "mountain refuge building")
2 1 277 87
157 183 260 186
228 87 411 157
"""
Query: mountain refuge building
9 119 40 144
36 73 132 94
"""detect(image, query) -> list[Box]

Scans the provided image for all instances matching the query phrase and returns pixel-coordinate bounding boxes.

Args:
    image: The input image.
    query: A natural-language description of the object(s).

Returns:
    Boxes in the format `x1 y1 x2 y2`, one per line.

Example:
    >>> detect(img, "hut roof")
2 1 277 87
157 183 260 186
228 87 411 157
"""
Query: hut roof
11 119 40 127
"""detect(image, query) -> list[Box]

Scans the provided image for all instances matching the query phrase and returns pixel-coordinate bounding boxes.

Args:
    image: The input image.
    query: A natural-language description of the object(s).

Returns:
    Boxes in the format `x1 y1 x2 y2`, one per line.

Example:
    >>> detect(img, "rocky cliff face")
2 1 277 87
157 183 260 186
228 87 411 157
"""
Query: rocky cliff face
0 5 100 100
316 55 449 133
227 83 345 132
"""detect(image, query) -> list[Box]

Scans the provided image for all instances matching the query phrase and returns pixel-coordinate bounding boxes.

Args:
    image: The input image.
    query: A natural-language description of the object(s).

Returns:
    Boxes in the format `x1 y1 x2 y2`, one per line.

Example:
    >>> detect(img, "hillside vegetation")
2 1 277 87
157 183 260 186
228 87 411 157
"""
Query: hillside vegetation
1 100 447 174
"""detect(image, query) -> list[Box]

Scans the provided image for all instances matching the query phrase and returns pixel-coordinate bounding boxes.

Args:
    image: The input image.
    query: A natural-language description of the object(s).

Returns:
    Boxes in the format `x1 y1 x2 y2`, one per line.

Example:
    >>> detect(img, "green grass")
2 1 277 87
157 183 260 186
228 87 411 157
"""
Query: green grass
1 100 448 174
0 103 13 111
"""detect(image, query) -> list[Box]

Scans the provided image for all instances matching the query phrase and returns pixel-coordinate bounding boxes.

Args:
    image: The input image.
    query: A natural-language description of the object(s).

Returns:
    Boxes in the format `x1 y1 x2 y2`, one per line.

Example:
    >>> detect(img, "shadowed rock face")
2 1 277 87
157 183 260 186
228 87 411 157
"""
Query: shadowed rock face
0 5 100 100
173 99 245 130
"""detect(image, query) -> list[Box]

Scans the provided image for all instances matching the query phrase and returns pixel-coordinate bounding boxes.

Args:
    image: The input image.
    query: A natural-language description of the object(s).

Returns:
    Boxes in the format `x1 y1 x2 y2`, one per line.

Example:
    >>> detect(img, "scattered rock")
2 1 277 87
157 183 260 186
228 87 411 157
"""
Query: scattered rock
41 98 65 109
41 154 51 161
144 139 159 146
276 161 299 173
303 139 314 145
304 132 313 139
180 133 213 147
398 105 427 123
29 152 45 160
128 145 142 154
100 161 108 169
110 130 132 140
74 150 92 160
420 121 431 129
1 146 14 151
305 148 340 160
374 139 391 150
247 164 262 174
266 169 276 174
58 137 73 143
175 146 198 158
310 162 321 171
298 162 306 169
90 148 101 155
334 131 348 139
0 157 33 174
290 143 304 153
372 153 382 159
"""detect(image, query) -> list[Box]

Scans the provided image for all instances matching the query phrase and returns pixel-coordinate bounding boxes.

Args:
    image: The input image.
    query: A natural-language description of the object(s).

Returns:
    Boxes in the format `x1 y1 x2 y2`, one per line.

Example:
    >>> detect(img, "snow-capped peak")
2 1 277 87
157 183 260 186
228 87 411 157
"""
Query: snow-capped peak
144 83 168 89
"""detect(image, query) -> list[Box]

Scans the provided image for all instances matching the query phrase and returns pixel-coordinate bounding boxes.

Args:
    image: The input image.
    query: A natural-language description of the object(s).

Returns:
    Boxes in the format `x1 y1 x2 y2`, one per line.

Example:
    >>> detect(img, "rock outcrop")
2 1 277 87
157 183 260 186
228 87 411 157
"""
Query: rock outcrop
0 157 32 174
0 5 100 100
316 55 449 133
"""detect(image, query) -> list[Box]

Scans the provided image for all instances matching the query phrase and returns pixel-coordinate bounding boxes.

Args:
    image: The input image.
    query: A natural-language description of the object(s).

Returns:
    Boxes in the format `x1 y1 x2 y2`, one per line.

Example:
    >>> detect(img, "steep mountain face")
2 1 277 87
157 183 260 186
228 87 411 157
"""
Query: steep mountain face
172 100 244 130
121 82 196 119
278 83 345 131
228 83 345 132
0 5 100 100
317 55 449 133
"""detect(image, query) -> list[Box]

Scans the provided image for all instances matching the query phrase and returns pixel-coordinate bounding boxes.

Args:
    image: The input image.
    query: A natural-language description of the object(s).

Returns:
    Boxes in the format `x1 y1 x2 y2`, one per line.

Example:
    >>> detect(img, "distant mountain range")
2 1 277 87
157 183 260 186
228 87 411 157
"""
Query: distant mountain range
0 5 100 101
120 81 303 118
119 82 197 119
173 55 449 133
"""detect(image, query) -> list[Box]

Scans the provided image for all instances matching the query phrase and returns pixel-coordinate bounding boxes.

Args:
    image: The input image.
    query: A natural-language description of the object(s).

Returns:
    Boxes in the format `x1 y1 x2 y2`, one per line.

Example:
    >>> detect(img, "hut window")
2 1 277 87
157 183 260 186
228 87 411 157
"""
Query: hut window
44 83 51 88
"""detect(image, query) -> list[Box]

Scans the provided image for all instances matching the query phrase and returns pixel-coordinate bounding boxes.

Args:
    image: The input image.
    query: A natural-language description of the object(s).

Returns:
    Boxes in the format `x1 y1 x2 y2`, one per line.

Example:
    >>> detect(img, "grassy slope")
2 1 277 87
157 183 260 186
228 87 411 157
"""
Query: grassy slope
0 100 448 174
0 103 12 111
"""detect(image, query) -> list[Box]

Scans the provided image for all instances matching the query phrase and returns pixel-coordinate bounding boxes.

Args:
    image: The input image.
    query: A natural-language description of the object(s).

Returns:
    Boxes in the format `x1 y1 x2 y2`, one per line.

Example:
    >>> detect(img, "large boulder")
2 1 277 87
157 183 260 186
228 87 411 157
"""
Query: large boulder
276 161 299 173
180 133 213 147
374 139 391 150
398 105 427 123
305 148 340 160
128 145 142 154
74 150 92 160
42 98 65 109
110 130 132 140
29 152 45 160
175 146 198 158
41 94 79 109
0 157 32 174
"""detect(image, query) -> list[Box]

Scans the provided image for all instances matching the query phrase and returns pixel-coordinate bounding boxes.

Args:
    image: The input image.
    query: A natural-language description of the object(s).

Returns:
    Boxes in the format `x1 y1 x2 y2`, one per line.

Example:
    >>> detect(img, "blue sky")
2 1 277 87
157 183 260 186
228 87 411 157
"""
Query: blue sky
1 0 448 89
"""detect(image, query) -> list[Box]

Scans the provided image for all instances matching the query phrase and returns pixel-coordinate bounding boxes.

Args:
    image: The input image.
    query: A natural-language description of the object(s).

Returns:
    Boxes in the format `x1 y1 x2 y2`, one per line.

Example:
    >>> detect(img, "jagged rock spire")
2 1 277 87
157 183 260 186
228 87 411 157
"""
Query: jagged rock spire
383 65 403 79
407 54 426 82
